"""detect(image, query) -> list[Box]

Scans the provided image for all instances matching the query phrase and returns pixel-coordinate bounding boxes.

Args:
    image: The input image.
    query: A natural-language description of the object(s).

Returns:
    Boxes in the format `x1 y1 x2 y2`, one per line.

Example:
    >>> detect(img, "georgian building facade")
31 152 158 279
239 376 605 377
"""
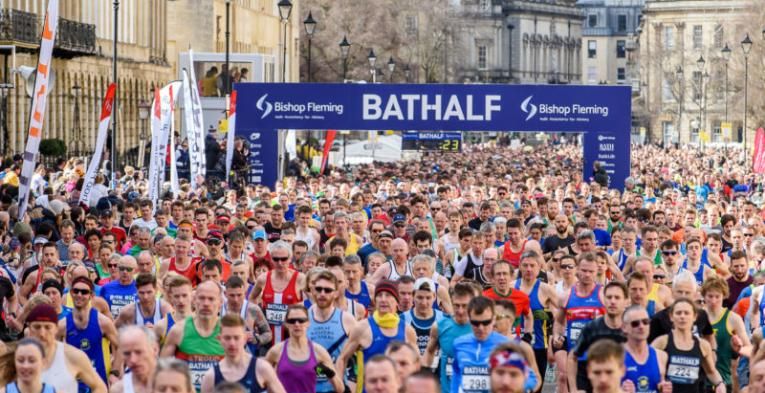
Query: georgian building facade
452 0 583 84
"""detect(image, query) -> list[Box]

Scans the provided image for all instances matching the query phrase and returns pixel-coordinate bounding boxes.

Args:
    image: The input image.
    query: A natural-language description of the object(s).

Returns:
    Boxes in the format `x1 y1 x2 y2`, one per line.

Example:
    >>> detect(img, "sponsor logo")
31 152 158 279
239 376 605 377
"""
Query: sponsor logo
521 95 537 121
256 94 273 119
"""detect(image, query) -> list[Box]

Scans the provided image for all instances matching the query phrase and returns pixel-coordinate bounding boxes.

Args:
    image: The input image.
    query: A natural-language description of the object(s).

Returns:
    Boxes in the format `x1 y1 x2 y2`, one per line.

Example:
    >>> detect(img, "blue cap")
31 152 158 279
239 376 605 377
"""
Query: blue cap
393 214 406 223
252 229 267 240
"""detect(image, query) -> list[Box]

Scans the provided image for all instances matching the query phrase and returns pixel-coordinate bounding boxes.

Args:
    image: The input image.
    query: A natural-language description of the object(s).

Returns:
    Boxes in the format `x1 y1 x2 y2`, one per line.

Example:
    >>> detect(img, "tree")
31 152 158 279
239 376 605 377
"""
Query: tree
299 0 455 83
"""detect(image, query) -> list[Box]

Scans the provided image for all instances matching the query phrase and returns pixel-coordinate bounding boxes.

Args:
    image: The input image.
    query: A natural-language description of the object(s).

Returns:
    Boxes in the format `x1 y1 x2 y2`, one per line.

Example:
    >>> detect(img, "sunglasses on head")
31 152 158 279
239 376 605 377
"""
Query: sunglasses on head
470 319 492 327
72 288 91 295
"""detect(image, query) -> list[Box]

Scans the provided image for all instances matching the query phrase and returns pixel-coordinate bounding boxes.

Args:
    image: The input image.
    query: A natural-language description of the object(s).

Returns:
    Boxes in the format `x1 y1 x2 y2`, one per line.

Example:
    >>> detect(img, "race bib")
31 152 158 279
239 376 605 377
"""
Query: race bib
667 363 699 383
570 327 582 342
265 303 288 326
187 357 223 392
445 357 454 378
461 366 490 393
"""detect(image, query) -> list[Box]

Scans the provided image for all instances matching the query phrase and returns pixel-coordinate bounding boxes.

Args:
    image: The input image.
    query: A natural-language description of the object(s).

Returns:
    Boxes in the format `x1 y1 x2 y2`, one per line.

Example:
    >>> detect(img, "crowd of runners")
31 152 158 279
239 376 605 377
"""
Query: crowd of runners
0 141 763 393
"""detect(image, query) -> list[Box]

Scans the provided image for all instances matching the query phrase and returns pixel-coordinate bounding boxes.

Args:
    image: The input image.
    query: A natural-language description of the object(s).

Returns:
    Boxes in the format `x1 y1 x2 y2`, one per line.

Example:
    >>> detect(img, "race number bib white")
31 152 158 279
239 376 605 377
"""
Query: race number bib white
461 366 490 393
446 357 454 378
265 303 288 326
667 363 699 383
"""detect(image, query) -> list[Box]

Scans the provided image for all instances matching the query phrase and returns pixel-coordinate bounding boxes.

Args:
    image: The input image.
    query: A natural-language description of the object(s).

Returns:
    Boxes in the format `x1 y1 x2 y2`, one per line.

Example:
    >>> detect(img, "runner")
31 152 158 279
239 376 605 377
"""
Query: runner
335 279 417 392
152 358 194 393
115 273 171 328
264 304 343 393
161 280 226 392
110 326 158 393
385 341 421 381
249 241 306 345
483 260 533 337
306 270 357 393
363 355 401 393
26 303 107 393
585 340 627 393
621 305 671 393
488 342 536 393
100 255 138 318
451 296 509 393
500 219 541 268
0 339 56 393
370 238 412 283
423 282 477 393
57 276 121 387
344 255 374 312
403 277 445 371
154 275 194 344
651 298 726 393
221 275 271 353
200 314 285 393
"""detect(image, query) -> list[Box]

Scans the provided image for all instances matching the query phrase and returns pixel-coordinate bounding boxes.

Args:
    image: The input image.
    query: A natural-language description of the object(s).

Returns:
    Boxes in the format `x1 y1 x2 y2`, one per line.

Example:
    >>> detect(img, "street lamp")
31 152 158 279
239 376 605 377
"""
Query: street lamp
676 66 683 145
225 0 231 95
137 100 151 167
339 36 350 80
721 44 731 124
70 84 82 156
387 57 396 82
278 0 293 82
368 49 377 83
111 0 120 188
742 33 752 163
696 55 705 141
303 11 317 82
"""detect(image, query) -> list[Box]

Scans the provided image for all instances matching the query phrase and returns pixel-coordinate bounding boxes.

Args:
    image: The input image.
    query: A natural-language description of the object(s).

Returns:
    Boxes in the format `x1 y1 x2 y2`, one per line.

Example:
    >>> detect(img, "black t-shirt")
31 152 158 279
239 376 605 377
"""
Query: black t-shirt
572 317 626 393
468 217 488 231
648 307 714 343
543 234 575 254
263 222 283 243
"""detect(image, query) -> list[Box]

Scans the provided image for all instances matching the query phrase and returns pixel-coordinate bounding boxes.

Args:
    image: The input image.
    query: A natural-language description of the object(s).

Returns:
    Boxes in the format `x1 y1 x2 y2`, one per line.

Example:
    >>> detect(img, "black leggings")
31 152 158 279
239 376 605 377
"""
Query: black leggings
533 348 548 393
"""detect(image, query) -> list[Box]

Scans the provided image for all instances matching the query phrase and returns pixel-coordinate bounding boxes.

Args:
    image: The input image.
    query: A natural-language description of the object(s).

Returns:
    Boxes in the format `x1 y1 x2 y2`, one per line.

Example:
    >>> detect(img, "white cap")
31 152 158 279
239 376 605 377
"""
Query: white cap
413 277 436 293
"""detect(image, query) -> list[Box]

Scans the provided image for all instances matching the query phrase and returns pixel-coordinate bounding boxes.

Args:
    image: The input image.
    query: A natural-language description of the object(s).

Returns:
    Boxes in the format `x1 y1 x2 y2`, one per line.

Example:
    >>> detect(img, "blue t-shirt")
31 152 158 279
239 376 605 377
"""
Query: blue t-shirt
452 332 509 393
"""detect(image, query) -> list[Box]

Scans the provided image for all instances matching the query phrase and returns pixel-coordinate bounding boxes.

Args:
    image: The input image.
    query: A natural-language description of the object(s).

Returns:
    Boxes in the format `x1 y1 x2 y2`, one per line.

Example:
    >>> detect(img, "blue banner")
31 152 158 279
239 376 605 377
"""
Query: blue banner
233 128 279 189
234 83 631 190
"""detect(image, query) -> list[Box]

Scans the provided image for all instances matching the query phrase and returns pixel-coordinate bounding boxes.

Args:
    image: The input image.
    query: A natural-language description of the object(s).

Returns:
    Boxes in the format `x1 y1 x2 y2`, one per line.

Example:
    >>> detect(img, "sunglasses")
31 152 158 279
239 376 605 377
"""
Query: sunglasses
470 319 492 326
551 257 561 263
246 225 257 230
662 250 678 256
313 286 335 294
103 240 114 244
560 264 575 270
286 317 308 325
745 234 754 237
72 288 91 295
630 318 650 328
207 239 222 245
653 274 666 280
272 256 290 262
108 263 118 268
119 266 134 272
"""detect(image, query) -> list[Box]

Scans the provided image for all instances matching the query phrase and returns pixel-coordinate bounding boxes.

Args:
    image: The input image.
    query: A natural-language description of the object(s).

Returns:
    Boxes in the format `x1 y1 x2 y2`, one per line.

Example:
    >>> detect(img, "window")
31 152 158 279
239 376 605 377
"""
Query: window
713 123 722 142
616 40 626 58
617 67 626 81
479 0 490 11
714 25 724 48
405 15 418 35
478 45 487 69
693 25 703 49
587 66 598 83
618 15 627 32
588 14 597 28
663 26 674 49
662 77 674 102
588 40 597 58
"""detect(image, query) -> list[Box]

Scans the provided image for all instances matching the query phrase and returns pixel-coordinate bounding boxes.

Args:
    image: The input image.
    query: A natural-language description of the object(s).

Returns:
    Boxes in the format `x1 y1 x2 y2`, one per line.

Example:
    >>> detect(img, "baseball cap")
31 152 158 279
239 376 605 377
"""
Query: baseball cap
33 236 48 246
99 209 113 218
393 214 406 223
208 230 224 240
414 277 436 293
216 215 231 223
252 229 267 241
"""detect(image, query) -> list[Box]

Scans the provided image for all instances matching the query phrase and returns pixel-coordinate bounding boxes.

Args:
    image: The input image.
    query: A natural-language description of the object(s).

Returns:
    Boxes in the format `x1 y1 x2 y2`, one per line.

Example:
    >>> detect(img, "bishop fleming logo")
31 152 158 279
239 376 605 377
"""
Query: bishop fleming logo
521 95 537 121
256 94 273 119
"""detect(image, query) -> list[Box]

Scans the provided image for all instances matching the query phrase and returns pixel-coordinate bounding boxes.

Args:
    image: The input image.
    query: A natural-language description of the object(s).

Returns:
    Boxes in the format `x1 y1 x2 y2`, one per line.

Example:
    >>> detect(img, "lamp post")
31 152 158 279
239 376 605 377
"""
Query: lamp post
278 0 293 83
339 36 350 81
721 44 731 124
70 85 82 156
676 65 683 145
696 55 705 141
303 11 316 82
742 33 752 165
137 100 151 167
387 57 395 82
225 0 231 95
368 49 377 83
111 0 119 188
